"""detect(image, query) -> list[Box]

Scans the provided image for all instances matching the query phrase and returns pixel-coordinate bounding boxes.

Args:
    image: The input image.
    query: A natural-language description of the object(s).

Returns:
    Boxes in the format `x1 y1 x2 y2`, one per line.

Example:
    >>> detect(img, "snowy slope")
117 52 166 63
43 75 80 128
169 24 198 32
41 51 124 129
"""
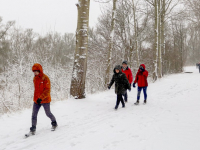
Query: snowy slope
1 66 200 150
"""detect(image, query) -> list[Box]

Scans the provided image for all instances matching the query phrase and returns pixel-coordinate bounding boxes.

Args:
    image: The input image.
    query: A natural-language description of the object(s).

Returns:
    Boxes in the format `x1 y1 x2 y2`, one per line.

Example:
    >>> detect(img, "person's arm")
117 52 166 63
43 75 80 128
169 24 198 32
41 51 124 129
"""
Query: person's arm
123 74 131 90
128 69 133 84
108 75 115 88
134 72 138 83
39 76 51 100
143 70 148 77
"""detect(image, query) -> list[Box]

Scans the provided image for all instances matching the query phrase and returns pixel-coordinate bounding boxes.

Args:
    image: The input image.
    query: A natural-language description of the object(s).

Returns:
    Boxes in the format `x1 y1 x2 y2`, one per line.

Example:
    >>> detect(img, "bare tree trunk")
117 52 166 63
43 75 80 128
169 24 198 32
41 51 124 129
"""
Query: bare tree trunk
158 0 162 78
132 0 140 68
153 0 158 81
105 0 117 87
70 0 90 99
161 0 165 75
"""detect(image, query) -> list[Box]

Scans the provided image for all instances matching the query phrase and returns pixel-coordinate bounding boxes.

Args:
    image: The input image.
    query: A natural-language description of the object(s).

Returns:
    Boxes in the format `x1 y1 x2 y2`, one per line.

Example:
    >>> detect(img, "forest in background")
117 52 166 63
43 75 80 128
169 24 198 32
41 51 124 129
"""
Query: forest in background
0 0 200 114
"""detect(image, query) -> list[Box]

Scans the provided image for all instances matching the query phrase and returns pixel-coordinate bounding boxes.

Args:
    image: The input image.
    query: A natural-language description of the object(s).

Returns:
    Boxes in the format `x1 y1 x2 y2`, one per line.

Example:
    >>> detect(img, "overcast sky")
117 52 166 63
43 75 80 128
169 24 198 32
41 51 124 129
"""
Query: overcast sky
0 0 102 34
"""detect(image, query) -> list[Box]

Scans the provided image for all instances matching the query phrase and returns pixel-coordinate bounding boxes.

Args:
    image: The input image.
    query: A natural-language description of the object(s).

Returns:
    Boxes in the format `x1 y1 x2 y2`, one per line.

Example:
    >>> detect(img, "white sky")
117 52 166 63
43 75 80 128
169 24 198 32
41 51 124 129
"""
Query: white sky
0 0 102 34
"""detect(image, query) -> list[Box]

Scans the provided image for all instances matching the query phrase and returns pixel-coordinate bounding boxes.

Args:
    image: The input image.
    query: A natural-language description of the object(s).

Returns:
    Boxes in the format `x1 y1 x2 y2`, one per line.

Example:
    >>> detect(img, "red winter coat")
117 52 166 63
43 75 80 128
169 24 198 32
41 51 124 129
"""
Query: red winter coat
134 64 148 87
32 63 51 104
121 67 133 84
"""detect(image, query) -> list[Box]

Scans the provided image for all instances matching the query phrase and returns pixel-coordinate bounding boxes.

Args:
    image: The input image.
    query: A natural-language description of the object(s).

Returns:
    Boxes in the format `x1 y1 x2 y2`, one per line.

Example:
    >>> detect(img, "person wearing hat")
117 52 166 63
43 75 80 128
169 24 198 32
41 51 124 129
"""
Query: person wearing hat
121 61 133 102
108 65 131 110
133 64 148 105
29 63 58 135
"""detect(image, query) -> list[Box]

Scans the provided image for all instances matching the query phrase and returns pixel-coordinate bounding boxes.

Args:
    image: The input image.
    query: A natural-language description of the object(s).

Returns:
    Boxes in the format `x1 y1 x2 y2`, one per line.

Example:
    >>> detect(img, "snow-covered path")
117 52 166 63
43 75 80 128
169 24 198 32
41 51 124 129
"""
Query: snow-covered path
1 66 200 150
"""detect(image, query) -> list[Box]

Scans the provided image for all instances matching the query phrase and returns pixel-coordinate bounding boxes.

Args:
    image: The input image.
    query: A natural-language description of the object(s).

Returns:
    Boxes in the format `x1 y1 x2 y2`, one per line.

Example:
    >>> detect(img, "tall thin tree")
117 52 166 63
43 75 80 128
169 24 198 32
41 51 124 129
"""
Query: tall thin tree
105 0 117 87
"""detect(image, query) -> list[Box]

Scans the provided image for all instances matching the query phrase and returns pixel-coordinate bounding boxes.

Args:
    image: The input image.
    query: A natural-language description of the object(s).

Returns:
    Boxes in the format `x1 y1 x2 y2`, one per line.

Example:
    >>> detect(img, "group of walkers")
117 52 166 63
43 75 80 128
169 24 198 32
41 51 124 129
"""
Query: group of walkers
28 61 148 135
108 61 148 110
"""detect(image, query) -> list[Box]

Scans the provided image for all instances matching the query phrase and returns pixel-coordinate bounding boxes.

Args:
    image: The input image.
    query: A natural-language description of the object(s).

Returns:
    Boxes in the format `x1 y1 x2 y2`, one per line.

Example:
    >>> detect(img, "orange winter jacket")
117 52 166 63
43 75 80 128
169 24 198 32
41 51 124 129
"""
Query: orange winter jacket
32 63 51 104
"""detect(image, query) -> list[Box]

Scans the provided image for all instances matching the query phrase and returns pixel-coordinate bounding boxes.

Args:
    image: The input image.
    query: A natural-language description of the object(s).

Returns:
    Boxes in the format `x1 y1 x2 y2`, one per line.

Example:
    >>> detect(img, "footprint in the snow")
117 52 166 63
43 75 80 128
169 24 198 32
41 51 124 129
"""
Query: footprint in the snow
70 142 76 147
112 141 120 146
110 125 114 128
131 135 139 138
140 139 146 143
89 130 97 133
119 130 125 133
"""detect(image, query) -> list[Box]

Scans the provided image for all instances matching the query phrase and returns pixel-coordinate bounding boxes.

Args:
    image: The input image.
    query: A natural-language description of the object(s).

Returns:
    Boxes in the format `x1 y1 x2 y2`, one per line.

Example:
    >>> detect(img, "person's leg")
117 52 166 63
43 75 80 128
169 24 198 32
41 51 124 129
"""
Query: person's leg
31 102 41 128
137 87 142 102
120 94 125 107
42 103 57 126
143 87 147 102
135 87 142 105
123 91 128 102
115 94 121 109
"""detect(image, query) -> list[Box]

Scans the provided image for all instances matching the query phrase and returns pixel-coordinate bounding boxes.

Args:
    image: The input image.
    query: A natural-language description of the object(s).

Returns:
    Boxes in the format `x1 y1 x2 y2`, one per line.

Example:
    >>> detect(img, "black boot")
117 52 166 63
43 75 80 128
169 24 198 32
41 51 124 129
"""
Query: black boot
115 106 118 110
144 100 147 104
134 100 139 105
51 121 58 131
51 121 58 127
30 125 36 133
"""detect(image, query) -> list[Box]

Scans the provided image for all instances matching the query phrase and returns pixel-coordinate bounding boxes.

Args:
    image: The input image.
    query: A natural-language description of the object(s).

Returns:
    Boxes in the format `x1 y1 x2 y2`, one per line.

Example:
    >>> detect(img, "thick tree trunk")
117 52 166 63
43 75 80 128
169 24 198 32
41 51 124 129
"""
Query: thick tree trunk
105 0 117 87
70 0 90 99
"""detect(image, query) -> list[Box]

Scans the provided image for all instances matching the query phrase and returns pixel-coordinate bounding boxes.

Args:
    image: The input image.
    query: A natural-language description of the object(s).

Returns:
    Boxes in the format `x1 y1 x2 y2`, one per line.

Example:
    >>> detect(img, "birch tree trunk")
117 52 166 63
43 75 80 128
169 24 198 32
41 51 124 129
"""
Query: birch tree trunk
105 0 117 87
153 0 158 81
70 0 90 99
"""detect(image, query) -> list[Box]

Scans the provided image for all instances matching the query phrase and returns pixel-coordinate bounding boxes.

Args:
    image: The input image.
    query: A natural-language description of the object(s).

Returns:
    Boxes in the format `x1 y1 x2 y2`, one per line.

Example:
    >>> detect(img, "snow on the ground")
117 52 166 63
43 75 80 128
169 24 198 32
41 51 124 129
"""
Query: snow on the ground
1 66 200 150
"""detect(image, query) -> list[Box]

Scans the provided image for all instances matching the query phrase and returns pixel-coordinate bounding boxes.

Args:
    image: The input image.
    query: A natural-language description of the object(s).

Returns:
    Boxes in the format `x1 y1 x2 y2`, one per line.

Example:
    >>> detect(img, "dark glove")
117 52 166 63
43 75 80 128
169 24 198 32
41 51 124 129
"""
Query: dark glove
133 83 136 88
37 98 42 105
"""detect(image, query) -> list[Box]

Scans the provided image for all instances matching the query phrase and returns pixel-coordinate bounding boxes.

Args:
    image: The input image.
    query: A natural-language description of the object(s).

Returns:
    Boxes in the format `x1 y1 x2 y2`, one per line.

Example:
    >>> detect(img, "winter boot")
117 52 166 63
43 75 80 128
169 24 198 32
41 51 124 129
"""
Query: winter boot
51 121 58 131
122 105 125 108
51 121 58 127
30 125 36 134
115 105 118 110
144 100 147 104
134 100 139 105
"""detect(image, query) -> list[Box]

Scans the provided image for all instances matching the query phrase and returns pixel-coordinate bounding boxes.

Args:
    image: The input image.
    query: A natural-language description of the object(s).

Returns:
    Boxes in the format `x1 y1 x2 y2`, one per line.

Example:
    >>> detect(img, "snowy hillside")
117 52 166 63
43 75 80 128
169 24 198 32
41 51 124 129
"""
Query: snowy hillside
0 66 200 150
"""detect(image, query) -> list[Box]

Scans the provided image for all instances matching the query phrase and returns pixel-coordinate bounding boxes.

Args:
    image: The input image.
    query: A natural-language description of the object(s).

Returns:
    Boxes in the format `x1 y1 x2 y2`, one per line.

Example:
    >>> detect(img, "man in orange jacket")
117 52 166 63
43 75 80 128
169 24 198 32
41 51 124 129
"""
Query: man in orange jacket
30 63 57 133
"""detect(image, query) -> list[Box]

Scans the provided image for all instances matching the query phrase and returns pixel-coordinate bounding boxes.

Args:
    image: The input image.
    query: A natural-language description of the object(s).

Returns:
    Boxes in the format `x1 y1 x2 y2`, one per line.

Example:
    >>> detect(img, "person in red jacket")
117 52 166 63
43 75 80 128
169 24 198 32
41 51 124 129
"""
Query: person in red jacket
133 64 148 105
121 61 133 102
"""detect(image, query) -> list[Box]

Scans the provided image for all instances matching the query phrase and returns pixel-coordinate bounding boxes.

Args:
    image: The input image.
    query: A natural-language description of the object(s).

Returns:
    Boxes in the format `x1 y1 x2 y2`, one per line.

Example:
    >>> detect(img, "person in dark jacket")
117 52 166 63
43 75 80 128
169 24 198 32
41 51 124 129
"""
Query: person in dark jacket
121 61 133 102
133 64 148 105
108 65 131 110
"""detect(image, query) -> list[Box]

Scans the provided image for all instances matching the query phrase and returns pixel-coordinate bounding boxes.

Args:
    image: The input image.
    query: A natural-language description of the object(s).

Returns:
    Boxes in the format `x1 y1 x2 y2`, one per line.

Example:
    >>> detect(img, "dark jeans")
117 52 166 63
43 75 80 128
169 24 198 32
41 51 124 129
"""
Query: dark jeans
116 94 125 108
123 91 128 102
137 87 147 101
32 102 56 126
